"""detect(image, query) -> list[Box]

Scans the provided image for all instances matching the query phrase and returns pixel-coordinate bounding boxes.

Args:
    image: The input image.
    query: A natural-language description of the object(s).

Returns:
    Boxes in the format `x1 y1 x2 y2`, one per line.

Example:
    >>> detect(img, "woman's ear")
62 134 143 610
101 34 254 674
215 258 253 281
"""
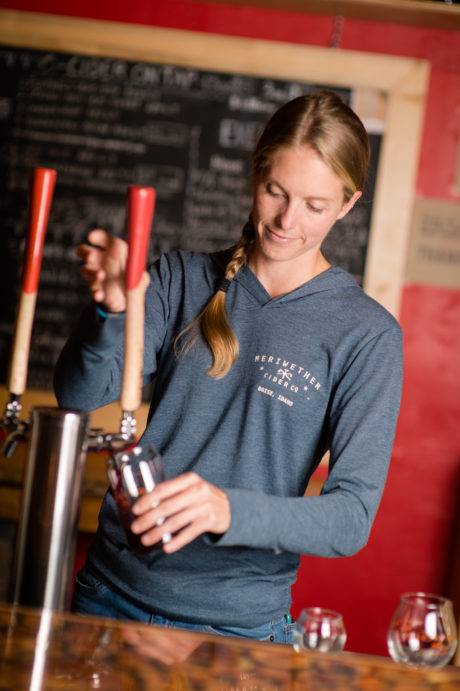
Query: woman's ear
337 190 362 220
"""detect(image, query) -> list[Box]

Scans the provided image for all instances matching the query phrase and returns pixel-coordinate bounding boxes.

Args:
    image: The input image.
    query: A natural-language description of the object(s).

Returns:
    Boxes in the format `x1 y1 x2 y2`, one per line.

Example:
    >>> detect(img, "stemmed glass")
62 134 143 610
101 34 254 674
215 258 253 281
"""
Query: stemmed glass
387 592 458 668
293 607 347 653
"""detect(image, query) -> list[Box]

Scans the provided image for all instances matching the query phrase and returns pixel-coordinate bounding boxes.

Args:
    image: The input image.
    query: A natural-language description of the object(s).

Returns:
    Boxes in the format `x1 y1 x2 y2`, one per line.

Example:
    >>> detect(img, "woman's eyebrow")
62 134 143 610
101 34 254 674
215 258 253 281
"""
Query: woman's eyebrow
266 178 285 190
266 178 332 203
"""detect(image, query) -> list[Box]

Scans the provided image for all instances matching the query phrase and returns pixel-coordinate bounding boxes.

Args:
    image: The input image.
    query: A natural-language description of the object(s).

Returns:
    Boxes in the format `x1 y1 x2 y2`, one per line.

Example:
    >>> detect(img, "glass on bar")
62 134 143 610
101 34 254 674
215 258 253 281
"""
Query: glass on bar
293 607 347 653
387 592 458 668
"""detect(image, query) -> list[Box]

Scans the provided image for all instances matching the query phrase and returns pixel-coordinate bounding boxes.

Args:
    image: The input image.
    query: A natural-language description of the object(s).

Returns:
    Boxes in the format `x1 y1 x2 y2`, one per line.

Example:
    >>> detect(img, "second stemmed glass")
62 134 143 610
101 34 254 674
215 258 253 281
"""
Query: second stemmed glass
293 607 347 653
387 592 458 668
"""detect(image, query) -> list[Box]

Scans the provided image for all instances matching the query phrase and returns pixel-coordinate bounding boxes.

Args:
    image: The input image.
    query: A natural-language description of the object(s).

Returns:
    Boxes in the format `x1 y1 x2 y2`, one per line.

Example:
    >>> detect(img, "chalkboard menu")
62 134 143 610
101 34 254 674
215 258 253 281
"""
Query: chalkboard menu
0 47 381 390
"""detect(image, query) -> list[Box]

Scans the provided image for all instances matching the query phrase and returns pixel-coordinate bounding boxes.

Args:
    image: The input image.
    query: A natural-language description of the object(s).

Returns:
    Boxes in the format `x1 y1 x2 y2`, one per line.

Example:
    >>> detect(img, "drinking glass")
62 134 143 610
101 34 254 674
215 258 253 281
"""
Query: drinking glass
293 607 347 653
387 592 458 668
107 443 171 551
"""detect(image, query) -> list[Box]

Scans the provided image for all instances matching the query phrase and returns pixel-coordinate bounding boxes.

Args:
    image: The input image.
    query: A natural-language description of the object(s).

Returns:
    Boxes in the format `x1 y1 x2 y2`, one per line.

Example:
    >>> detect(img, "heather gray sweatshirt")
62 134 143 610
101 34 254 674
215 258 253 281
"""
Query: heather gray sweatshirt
54 249 402 627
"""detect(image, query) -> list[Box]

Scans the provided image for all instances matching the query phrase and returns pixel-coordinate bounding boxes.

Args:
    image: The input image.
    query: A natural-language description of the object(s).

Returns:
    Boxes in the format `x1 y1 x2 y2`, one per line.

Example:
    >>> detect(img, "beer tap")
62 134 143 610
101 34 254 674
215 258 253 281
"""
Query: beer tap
2 167 57 457
87 185 156 452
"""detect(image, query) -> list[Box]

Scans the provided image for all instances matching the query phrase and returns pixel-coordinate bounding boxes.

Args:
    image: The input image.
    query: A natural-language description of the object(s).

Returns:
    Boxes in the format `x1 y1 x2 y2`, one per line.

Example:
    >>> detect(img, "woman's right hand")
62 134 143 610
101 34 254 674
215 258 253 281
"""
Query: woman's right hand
76 229 128 313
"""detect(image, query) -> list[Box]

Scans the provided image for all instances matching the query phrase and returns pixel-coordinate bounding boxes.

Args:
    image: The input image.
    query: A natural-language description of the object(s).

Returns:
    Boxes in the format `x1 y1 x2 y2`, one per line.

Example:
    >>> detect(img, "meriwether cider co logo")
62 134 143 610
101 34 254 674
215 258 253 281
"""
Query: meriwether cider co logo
254 354 322 408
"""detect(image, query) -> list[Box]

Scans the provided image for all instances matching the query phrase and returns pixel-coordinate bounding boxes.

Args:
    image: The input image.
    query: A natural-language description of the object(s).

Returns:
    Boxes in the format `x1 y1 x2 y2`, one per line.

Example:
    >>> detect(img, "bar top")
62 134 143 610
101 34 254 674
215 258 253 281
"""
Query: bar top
1 604 460 690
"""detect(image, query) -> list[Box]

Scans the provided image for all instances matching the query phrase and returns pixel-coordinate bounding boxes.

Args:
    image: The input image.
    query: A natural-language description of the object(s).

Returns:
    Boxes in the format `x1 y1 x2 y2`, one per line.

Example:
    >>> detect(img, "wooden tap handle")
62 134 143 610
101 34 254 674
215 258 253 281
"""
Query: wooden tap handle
8 168 57 396
121 186 156 414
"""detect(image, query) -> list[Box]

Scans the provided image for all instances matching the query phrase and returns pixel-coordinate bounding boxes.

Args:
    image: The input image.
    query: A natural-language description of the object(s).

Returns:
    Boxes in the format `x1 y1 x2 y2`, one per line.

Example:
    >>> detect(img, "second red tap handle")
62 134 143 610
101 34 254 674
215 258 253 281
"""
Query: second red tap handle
121 185 156 417
125 186 156 291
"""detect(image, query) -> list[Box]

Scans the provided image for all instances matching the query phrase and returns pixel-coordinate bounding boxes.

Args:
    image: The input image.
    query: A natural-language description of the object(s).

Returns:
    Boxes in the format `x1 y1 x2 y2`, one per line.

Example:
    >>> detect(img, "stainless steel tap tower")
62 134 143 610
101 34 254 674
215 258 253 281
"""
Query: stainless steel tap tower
12 408 89 609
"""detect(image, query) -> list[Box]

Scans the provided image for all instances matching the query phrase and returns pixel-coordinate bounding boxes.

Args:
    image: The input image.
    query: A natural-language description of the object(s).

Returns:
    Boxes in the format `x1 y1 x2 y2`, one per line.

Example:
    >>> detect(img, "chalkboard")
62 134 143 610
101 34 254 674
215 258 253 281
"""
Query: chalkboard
0 47 381 390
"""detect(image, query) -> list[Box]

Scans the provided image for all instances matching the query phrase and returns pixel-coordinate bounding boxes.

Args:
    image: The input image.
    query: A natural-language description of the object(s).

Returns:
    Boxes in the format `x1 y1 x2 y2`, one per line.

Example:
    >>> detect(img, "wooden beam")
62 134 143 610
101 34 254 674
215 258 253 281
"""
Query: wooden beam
0 9 430 93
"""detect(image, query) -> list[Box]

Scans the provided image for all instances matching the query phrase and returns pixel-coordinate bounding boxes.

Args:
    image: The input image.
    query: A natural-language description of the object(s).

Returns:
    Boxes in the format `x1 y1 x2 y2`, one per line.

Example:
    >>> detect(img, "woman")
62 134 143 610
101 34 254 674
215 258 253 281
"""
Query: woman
54 91 402 644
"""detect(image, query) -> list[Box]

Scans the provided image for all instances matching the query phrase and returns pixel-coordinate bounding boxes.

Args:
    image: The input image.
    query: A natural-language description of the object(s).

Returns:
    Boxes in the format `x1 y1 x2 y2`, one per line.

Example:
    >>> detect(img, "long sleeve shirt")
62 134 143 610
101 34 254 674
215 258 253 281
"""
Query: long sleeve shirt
54 249 402 627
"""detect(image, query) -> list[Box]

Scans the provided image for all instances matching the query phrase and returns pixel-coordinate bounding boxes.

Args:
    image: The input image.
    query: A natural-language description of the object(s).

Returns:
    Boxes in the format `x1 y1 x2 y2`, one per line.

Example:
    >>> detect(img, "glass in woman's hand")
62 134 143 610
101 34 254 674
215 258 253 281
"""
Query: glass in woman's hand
107 443 171 552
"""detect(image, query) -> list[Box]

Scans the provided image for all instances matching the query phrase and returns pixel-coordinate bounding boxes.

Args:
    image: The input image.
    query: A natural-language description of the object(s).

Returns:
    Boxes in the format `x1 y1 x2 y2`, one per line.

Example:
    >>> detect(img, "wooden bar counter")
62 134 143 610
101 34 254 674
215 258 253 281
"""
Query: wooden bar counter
1 604 460 690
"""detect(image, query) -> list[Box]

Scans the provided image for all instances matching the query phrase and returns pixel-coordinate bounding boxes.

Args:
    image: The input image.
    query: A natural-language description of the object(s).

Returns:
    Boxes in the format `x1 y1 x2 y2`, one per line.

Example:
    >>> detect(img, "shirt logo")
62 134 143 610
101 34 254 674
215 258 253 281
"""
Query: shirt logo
254 354 322 408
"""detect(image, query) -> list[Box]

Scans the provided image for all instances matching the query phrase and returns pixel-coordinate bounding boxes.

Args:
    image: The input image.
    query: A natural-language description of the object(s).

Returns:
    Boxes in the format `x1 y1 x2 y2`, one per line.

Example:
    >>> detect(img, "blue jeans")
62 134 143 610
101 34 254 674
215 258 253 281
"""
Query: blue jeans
72 567 295 645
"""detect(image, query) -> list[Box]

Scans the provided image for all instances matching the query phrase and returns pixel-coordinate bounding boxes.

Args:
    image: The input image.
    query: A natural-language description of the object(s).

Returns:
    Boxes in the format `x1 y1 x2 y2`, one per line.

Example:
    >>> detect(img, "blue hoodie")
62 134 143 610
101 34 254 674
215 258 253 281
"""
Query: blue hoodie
54 248 402 627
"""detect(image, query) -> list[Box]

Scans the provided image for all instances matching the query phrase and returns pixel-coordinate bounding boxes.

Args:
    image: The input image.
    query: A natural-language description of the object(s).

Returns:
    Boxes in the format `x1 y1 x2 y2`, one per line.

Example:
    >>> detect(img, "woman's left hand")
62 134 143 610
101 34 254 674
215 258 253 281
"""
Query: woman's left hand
130 472 231 553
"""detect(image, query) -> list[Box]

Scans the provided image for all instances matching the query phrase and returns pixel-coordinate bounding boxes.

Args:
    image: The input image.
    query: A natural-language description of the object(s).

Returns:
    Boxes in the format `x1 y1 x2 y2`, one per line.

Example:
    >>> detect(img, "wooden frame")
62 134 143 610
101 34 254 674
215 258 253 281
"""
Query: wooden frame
0 9 429 433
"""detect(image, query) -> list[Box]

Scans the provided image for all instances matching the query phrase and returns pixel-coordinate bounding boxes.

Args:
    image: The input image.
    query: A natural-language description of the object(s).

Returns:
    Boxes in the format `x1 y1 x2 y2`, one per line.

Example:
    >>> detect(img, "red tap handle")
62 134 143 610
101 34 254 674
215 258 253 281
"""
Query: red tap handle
8 167 57 396
22 168 57 293
121 186 156 416
125 186 156 291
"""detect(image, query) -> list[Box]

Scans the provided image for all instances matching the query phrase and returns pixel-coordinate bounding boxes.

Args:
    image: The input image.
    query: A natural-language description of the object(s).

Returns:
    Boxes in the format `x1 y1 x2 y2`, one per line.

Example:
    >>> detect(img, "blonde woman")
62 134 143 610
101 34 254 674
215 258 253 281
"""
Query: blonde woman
55 91 402 644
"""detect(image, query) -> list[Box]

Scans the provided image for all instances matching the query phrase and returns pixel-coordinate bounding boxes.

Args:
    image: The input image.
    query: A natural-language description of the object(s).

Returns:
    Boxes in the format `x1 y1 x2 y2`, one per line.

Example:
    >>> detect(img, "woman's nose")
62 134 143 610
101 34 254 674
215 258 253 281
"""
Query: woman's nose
277 201 299 231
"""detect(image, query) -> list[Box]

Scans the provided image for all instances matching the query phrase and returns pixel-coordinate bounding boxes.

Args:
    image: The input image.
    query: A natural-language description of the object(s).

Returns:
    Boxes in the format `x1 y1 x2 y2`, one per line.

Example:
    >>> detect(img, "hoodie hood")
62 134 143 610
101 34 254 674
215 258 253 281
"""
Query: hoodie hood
235 264 359 306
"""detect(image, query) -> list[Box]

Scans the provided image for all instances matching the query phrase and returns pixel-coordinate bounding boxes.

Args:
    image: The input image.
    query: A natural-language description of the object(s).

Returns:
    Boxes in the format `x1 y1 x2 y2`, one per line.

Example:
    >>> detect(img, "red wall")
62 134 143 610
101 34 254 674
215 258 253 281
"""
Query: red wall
2 0 459 657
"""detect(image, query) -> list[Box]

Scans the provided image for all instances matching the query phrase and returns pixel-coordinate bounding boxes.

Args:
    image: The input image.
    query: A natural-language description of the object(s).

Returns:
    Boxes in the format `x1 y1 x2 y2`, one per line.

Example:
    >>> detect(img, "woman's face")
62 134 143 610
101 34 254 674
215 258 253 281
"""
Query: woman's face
251 145 361 273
